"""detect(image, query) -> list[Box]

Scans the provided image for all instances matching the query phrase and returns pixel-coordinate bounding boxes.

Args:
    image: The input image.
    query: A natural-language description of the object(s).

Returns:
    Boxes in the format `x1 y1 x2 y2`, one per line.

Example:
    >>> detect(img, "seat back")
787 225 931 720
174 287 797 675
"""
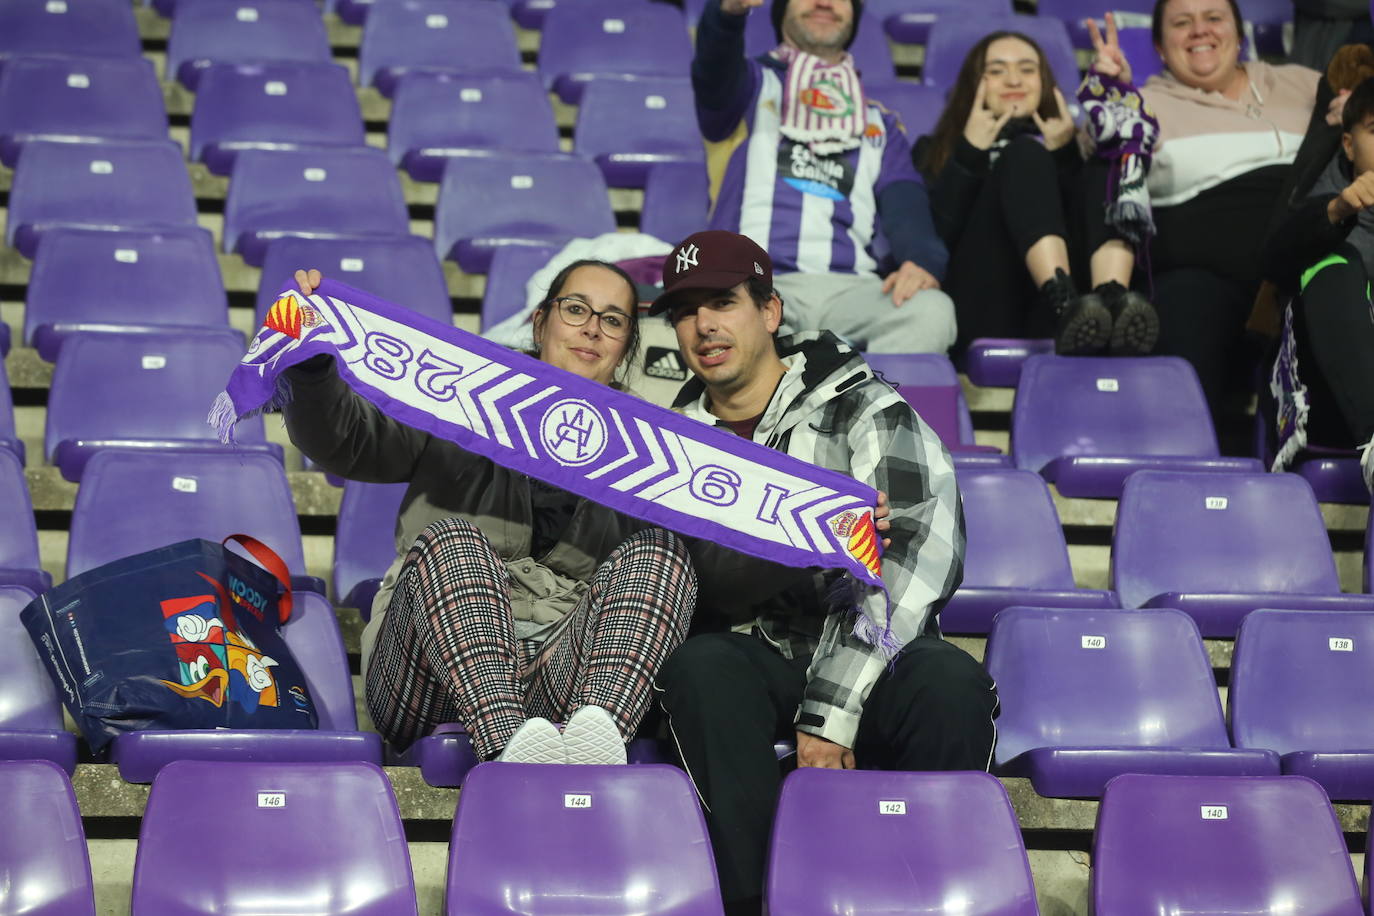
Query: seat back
641 161 708 247
1093 773 1363 916
0 452 43 580
360 0 523 94
923 14 1081 96
574 76 704 187
1111 471 1341 608
0 0 141 63
333 481 406 611
0 760 96 916
1230 609 1374 755
167 0 332 89
480 243 558 330
768 768 1037 915
985 606 1228 765
1011 355 1219 472
133 760 417 915
447 763 724 915
538 1 692 99
0 584 63 731
863 352 975 446
867 80 946 138
959 468 1078 590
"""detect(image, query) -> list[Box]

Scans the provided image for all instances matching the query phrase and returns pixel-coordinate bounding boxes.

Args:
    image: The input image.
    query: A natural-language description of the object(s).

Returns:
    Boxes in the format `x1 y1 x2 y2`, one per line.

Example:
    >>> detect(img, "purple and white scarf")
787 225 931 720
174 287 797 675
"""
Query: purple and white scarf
1079 72 1160 247
772 45 869 155
210 280 894 646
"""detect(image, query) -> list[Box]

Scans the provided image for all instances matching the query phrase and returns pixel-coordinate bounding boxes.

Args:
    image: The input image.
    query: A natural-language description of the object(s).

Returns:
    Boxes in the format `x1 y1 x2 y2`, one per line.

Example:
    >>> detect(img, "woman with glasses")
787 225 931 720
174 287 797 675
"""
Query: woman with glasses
282 260 698 765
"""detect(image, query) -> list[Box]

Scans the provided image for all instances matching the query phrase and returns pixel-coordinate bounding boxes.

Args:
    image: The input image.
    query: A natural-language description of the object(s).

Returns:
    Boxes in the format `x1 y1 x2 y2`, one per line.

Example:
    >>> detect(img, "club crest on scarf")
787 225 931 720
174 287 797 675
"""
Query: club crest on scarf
828 509 881 578
264 295 324 340
798 81 854 118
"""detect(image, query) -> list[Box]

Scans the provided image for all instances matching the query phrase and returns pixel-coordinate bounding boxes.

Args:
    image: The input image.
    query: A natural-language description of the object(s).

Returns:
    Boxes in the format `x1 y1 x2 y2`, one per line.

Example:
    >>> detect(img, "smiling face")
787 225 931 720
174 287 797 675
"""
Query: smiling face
533 264 636 386
1156 0 1242 93
781 0 854 59
982 36 1043 117
669 282 783 403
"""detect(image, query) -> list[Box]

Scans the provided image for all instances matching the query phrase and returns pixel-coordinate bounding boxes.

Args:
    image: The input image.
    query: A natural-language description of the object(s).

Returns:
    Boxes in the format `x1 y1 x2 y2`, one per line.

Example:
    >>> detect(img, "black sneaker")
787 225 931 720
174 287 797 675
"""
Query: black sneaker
1041 268 1110 355
1096 281 1160 355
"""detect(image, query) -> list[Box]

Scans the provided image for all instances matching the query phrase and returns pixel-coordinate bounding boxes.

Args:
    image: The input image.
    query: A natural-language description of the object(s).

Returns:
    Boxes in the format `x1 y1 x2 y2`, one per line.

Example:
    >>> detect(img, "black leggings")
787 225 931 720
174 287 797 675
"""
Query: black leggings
1289 245 1374 448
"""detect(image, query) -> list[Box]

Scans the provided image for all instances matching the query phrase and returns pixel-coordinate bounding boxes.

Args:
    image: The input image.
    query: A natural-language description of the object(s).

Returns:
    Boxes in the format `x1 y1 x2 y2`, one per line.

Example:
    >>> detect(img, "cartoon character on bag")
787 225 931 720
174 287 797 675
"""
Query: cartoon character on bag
158 572 280 711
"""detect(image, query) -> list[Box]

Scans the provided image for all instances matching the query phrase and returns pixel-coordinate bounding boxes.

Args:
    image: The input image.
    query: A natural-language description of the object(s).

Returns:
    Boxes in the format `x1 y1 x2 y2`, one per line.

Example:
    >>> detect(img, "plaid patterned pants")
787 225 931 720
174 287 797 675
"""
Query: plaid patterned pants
365 517 696 760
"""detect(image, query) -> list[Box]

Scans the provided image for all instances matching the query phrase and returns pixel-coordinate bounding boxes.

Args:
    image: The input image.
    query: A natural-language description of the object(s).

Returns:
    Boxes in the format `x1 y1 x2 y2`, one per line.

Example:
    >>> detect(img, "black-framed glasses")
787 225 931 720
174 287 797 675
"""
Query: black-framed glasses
552 297 631 339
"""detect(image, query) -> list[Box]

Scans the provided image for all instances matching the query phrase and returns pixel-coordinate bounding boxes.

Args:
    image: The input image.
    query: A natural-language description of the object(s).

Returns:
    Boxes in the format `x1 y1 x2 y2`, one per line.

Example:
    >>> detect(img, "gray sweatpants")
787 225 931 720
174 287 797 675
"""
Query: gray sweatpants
772 271 958 354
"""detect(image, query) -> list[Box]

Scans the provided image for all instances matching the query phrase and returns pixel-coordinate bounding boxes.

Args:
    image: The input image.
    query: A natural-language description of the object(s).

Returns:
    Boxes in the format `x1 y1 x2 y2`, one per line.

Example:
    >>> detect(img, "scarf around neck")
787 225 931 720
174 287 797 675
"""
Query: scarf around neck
772 44 869 155
209 279 898 653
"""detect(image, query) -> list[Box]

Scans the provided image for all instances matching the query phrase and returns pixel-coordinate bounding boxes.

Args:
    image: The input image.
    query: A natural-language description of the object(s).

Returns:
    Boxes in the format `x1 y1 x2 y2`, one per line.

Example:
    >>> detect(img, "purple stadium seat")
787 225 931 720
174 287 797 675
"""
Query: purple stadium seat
166 0 332 90
387 72 561 182
574 77 704 189
867 0 1014 45
0 761 95 915
1118 25 1165 84
24 226 228 361
257 235 454 328
768 768 1036 915
1230 609 1374 800
480 243 557 330
5 139 198 258
1093 773 1363 916
985 606 1278 798
863 352 1009 466
537 2 692 104
963 338 1054 388
923 16 1081 96
0 0 141 66
334 480 405 616
0 452 51 595
1037 0 1153 50
434 152 616 273
1114 470 1374 637
131 761 416 914
942 469 1118 633
190 61 365 176
865 81 946 139
45 330 281 482
641 161 708 247
1240 0 1292 56
1011 355 1262 498
0 587 78 773
1291 448 1369 505
0 56 167 167
743 2 895 80
0 363 25 467
360 0 522 97
447 762 724 915
223 147 412 266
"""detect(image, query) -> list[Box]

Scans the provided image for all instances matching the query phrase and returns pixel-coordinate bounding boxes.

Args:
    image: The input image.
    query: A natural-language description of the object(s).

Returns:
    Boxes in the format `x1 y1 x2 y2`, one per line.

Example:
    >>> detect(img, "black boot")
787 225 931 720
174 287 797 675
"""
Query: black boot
1096 280 1160 355
1042 268 1110 355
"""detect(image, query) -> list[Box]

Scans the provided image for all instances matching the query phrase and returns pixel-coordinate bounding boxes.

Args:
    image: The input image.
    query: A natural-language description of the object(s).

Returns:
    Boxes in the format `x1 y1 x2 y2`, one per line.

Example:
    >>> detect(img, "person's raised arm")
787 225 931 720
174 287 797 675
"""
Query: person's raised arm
694 0 763 141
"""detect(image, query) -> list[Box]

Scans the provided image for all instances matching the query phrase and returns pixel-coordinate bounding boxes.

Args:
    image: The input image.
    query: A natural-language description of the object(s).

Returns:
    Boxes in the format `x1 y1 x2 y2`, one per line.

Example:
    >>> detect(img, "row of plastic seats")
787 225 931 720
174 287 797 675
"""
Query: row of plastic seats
4 756 1369 916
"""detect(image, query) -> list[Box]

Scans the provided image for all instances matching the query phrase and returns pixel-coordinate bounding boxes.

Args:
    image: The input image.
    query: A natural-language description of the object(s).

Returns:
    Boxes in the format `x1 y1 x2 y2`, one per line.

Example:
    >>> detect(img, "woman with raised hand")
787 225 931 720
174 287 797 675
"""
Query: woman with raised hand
282 261 698 765
916 28 1158 356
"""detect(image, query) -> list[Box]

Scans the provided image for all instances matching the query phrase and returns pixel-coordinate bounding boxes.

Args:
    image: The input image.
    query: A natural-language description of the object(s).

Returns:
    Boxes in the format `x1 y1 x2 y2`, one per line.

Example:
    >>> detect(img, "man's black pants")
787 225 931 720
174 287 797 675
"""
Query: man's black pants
653 631 999 907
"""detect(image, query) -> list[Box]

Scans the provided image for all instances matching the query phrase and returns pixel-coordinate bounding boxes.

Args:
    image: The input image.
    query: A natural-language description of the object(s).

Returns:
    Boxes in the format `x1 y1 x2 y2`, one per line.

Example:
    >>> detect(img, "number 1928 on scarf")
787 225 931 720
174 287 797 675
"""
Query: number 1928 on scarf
208 279 893 648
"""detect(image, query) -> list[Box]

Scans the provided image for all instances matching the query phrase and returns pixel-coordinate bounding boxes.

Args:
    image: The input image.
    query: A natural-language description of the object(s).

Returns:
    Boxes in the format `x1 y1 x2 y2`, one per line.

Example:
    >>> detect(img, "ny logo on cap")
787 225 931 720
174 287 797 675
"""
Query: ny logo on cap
754 262 763 275
675 243 700 274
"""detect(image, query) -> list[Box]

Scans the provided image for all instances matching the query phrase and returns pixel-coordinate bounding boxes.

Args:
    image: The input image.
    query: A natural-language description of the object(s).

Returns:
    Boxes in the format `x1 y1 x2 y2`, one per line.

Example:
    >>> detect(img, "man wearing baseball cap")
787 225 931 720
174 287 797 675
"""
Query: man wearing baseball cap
687 0 956 356
650 230 997 916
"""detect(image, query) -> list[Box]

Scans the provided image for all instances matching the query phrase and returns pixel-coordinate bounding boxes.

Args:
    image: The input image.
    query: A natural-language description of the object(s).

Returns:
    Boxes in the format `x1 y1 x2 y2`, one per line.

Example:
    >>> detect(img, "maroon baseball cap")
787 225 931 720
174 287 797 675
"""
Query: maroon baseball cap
648 230 773 317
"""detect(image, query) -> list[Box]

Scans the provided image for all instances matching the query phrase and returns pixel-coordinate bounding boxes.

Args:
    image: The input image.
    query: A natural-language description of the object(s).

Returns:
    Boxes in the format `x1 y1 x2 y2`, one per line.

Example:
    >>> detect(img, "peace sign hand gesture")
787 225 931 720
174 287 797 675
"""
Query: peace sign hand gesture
1087 12 1133 85
964 79 1014 151
1032 87 1076 150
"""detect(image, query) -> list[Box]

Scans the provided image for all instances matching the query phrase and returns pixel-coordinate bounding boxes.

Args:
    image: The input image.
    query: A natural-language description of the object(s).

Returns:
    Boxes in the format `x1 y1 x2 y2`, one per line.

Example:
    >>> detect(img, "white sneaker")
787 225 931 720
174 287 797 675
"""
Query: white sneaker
1361 438 1374 497
562 705 627 765
497 717 566 764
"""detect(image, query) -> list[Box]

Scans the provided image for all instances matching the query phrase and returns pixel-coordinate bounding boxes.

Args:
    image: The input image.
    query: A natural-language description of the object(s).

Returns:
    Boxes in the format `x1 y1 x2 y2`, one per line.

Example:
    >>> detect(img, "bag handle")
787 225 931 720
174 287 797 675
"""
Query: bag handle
223 534 293 625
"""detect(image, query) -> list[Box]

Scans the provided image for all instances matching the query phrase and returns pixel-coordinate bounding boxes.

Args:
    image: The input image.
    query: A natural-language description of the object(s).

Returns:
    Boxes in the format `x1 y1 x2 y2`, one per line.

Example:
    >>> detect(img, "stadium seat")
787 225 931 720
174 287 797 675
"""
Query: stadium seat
1291 448 1369 505
868 0 1014 45
0 0 141 66
923 15 1081 99
0 452 51 595
1240 0 1292 56
0 363 25 467
223 147 412 266
5 139 198 258
131 761 416 913
0 56 167 167
963 338 1054 388
257 235 454 328
0 760 95 915
334 480 406 616
1011 355 1262 498
359 0 523 97
641 161 708 248
387 72 560 182
767 768 1036 915
1117 25 1165 83
434 153 616 273
743 2 895 80
1230 609 1374 800
44 330 281 482
446 762 725 914
574 77 704 189
1092 773 1363 915
865 81 946 139
0 587 78 773
1112 470 1374 637
537 2 692 104
941 469 1118 633
863 352 1008 465
1037 0 1153 50
985 606 1278 798
190 61 365 176
24 226 229 361
480 243 558 331
166 0 332 90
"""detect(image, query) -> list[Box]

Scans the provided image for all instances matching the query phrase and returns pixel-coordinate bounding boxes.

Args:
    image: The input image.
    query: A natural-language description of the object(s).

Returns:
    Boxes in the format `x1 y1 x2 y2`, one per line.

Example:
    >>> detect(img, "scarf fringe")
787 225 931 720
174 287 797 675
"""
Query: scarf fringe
826 575 900 659
207 374 295 444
